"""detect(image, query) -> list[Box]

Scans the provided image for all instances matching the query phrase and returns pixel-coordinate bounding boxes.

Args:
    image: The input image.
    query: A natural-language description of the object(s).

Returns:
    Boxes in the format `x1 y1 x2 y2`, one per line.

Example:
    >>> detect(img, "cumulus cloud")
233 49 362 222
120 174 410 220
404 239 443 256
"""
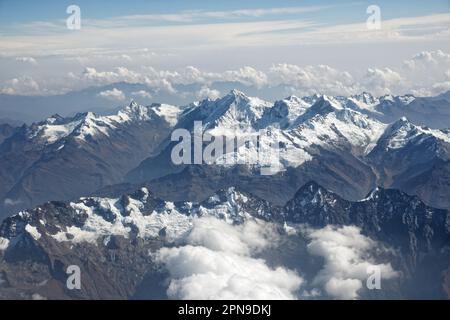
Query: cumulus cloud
269 63 359 96
363 67 404 96
431 81 450 94
175 66 208 84
0 76 40 95
154 217 400 300
196 86 221 100
97 88 126 101
82 66 142 84
403 50 450 71
155 217 303 299
304 225 399 300
131 90 152 99
144 77 177 94
15 56 37 65
222 67 268 89
5 50 450 97
401 50 450 96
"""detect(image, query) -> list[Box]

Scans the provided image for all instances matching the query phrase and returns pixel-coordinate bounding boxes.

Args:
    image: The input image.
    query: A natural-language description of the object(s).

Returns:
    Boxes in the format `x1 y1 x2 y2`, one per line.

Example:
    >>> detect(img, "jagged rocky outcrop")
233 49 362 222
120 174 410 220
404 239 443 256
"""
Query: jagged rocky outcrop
0 182 448 299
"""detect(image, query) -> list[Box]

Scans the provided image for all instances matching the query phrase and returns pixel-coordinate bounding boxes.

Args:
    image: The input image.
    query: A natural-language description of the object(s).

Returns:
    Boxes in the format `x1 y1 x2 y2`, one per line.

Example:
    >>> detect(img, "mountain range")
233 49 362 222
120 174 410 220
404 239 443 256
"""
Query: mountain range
0 89 449 299
0 181 448 299
1 90 450 220
126 90 450 210
0 102 181 218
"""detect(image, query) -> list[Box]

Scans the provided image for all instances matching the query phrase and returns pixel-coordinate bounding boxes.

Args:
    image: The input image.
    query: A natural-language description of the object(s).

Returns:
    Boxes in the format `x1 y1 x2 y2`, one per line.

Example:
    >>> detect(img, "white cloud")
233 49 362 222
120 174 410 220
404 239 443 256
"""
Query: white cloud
222 67 268 89
80 5 335 27
2 11 448 60
131 90 152 99
269 63 359 96
120 54 132 62
3 198 23 206
401 50 450 96
0 76 40 95
201 6 333 19
97 88 126 101
155 217 303 300
431 81 450 94
82 66 142 84
196 86 221 100
144 77 177 94
294 13 450 45
15 56 37 65
363 67 404 96
155 217 400 300
82 67 119 83
3 50 450 97
403 50 450 70
305 225 399 300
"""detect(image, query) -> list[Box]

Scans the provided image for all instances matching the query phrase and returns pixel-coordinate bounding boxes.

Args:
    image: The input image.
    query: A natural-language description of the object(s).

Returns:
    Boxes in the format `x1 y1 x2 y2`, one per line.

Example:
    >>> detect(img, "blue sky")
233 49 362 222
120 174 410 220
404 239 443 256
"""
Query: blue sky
0 1 449 97
0 0 448 28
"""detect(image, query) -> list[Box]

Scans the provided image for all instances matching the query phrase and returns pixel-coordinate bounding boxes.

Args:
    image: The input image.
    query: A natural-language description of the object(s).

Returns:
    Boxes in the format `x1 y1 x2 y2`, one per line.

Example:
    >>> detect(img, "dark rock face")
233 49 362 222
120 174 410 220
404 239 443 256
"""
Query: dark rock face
285 183 449 262
283 182 450 299
0 190 166 299
0 124 15 145
0 104 174 219
138 147 377 207
367 118 450 210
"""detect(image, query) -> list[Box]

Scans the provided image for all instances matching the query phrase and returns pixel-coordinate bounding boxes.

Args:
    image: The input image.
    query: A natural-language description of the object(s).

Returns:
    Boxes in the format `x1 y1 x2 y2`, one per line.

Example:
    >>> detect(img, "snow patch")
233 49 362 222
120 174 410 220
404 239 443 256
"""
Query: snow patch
25 224 41 240
0 237 9 251
152 104 182 126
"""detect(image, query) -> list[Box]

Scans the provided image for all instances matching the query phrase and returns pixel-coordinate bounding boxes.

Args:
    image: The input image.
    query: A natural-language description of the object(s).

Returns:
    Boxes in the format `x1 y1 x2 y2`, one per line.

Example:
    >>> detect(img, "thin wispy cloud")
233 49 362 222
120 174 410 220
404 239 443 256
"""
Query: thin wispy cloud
2 5 338 32
109 5 336 23
1 13 449 57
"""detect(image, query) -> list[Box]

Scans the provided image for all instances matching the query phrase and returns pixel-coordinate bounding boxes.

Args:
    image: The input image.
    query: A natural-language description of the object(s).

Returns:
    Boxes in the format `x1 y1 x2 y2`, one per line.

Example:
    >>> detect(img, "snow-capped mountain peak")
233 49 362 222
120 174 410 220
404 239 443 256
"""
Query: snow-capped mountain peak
27 114 84 144
376 116 450 151
352 92 377 105
25 101 179 146
44 114 65 125
256 95 313 129
292 95 343 125
199 90 273 131
280 102 388 161
115 101 154 121
378 94 416 107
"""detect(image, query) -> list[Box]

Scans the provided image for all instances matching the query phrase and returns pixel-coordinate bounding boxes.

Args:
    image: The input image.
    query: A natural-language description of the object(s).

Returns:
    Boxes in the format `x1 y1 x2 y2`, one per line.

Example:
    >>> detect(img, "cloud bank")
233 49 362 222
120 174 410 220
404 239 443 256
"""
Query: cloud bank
155 217 303 300
98 88 126 101
154 216 399 300
304 225 399 299
2 50 449 98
